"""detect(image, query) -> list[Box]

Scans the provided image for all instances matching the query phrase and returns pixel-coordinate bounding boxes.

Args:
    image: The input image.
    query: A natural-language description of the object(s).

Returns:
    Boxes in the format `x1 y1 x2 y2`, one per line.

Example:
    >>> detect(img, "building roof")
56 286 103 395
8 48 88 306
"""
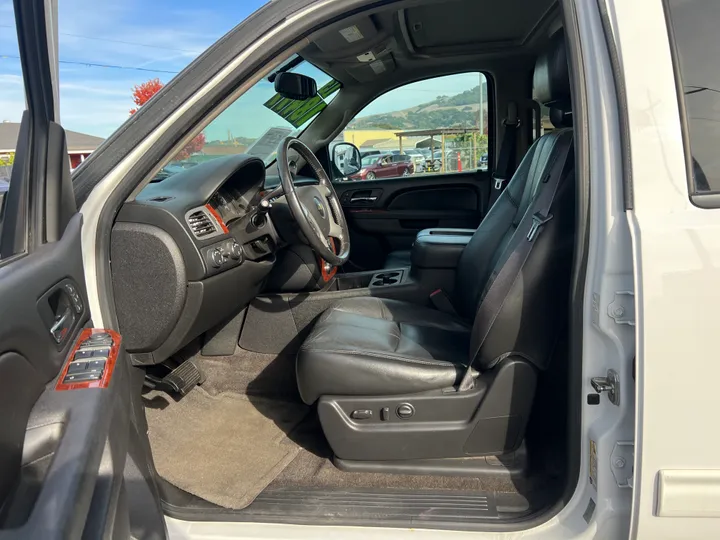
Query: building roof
0 122 105 154
359 137 393 148
394 127 481 137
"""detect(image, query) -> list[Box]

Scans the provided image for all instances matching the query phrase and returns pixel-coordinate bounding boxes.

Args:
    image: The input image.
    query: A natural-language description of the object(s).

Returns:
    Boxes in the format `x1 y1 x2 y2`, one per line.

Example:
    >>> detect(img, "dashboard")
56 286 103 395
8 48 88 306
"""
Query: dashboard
207 181 255 225
110 155 283 366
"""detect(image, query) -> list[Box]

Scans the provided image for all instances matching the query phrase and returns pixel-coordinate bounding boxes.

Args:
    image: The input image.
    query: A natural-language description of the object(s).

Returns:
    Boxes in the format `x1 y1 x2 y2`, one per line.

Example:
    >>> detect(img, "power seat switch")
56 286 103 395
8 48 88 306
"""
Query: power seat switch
350 409 373 420
56 329 122 391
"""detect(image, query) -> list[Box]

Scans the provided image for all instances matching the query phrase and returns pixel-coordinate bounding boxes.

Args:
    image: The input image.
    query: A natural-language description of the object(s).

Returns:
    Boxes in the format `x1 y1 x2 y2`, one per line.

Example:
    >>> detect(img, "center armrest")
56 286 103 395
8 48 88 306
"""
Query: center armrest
411 228 474 269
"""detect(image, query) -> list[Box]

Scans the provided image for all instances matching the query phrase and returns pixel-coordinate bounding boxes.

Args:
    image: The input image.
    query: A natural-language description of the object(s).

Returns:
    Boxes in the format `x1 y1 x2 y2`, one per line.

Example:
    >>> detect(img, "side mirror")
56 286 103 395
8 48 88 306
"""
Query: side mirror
332 142 362 178
274 72 317 100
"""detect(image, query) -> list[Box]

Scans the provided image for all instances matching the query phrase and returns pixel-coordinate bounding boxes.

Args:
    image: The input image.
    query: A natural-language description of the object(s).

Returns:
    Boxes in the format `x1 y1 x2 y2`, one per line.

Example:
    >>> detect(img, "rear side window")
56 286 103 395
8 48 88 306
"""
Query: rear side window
666 0 720 194
0 10 28 258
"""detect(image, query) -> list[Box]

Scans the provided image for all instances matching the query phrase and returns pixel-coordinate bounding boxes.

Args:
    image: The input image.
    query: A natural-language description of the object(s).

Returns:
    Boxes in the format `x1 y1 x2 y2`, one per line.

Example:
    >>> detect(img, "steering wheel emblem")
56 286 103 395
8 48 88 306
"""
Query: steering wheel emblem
313 196 326 218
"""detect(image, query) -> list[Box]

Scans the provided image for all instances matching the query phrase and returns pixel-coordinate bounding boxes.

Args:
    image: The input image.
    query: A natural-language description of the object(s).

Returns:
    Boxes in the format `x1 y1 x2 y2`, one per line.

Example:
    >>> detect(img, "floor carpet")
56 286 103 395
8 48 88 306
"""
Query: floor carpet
145 346 554 511
144 388 307 509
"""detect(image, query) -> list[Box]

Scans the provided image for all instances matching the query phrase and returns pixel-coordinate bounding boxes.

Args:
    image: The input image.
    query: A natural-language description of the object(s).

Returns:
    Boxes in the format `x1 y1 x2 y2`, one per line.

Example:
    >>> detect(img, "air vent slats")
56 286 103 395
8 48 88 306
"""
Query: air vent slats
187 210 218 238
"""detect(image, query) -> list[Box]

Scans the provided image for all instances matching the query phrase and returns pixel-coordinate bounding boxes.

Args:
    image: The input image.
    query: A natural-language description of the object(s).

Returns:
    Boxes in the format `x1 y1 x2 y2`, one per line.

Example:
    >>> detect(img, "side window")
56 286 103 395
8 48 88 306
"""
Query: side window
0 12 27 257
666 0 720 194
339 72 490 182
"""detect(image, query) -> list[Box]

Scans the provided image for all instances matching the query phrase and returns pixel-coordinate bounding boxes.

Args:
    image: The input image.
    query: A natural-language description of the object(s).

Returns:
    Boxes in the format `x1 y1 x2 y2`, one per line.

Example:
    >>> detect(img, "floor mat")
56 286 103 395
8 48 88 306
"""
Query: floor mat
145 389 307 509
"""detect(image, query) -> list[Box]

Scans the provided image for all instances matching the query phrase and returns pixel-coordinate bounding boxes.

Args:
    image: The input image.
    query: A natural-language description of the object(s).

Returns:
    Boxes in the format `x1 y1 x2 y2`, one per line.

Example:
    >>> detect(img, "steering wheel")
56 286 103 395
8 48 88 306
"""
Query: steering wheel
276 136 350 267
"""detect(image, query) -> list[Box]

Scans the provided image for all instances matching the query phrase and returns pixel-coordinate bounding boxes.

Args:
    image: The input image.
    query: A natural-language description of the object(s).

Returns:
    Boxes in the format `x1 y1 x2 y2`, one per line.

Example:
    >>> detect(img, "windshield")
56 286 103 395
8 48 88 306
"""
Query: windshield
361 156 380 167
152 57 339 182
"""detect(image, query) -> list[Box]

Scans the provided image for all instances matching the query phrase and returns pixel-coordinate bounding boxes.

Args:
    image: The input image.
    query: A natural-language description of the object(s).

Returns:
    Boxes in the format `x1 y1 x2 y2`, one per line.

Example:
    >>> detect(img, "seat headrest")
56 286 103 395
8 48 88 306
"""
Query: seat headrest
533 30 571 110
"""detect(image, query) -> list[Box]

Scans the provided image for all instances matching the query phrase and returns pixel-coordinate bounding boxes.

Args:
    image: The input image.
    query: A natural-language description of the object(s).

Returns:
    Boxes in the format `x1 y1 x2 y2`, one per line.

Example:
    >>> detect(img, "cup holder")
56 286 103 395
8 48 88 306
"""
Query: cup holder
370 271 402 287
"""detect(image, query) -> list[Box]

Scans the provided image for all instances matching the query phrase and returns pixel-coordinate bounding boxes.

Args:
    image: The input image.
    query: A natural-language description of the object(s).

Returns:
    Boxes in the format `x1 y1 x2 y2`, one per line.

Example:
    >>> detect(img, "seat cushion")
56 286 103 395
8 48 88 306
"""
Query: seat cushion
384 250 411 269
296 297 471 404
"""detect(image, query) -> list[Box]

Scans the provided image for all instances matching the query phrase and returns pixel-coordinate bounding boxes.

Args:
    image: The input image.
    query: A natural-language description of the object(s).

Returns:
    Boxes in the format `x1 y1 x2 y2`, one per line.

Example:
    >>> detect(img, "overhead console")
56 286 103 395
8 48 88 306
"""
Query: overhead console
111 155 280 365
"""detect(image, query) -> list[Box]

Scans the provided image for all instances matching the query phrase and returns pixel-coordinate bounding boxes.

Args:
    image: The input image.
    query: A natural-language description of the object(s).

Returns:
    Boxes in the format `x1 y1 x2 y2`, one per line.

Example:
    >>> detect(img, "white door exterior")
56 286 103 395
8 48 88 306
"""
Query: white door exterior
607 0 720 538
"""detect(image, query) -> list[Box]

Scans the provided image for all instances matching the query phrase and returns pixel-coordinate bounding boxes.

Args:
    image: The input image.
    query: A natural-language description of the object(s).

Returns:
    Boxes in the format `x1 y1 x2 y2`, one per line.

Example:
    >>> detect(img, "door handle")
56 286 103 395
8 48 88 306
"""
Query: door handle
50 307 74 343
350 196 378 203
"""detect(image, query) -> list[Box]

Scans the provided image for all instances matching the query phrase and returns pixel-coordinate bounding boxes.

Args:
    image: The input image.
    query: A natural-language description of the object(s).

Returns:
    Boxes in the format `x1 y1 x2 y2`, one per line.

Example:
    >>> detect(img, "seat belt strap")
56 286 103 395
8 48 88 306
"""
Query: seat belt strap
490 102 519 207
459 132 574 391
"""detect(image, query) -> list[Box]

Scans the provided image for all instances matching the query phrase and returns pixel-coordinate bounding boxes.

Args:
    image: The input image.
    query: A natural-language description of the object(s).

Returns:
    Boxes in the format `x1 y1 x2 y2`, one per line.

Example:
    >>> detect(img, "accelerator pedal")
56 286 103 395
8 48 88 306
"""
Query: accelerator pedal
147 359 206 396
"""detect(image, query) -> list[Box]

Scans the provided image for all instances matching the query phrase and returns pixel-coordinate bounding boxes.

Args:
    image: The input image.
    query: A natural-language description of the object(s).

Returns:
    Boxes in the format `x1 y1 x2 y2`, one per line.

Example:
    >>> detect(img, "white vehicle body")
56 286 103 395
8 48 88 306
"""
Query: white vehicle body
3 0 718 538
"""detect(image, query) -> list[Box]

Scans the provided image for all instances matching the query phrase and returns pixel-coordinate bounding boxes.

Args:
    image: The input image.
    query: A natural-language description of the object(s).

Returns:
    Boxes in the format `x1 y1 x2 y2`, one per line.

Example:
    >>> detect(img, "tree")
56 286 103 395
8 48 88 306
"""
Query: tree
130 79 205 160
0 153 14 167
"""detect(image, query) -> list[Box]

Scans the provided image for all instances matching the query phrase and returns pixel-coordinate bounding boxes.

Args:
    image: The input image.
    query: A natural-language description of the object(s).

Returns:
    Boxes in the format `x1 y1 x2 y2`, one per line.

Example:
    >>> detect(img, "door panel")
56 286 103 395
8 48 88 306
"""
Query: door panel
0 216 165 539
334 170 490 269
0 1 166 538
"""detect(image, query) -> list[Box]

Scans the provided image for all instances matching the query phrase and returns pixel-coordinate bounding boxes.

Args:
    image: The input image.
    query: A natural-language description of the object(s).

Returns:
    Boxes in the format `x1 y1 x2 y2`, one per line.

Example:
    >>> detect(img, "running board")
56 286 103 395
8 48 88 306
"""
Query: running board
251 488 501 522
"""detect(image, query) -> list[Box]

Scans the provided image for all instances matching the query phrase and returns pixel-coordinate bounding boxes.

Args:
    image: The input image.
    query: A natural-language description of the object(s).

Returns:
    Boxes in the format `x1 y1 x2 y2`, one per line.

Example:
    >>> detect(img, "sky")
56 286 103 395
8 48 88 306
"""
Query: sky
1 0 266 137
1 0 484 141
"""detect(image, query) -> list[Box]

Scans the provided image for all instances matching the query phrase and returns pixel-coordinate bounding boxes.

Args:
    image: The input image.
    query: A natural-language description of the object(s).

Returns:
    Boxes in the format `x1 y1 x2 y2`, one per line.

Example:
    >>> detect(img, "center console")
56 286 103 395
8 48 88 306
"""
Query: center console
411 228 474 269
333 268 407 291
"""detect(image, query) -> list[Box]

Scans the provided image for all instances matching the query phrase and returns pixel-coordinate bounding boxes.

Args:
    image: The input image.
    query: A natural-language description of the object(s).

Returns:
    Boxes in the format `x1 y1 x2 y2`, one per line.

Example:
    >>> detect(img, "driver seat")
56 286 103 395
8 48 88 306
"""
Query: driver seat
296 32 575 463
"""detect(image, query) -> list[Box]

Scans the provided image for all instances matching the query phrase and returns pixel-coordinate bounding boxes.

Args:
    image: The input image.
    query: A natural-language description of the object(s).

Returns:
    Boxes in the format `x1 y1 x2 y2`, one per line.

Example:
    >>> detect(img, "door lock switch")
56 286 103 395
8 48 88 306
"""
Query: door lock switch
63 371 103 383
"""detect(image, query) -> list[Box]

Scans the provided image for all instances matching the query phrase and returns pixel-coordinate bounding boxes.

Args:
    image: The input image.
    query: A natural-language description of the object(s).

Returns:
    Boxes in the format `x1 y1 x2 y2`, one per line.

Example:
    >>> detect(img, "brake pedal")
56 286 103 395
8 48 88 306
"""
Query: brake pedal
148 360 205 396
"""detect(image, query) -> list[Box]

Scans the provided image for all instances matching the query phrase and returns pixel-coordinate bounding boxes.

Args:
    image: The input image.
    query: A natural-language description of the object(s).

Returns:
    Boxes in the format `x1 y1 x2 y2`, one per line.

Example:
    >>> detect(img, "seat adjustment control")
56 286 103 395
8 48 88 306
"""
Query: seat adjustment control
351 409 373 420
396 403 415 419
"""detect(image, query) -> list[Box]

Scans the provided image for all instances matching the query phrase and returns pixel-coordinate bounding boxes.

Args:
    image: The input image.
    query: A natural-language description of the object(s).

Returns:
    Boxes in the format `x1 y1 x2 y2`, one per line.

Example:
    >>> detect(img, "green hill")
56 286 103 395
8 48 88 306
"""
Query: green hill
348 84 487 131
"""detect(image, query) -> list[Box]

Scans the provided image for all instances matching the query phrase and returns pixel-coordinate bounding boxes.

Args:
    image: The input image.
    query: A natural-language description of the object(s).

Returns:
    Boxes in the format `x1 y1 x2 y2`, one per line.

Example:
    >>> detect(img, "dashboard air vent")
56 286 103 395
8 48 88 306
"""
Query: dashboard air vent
187 209 217 238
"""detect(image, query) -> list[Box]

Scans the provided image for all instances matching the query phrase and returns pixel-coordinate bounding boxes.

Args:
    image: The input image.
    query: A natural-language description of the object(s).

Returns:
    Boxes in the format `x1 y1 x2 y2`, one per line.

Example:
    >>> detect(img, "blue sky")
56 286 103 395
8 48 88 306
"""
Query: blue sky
1 0 266 137
1 0 484 141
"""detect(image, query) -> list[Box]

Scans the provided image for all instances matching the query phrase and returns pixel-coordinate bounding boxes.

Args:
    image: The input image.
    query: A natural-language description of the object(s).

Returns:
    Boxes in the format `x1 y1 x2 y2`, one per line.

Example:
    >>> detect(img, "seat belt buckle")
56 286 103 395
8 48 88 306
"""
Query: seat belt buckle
429 289 458 316
527 212 553 242
493 176 506 190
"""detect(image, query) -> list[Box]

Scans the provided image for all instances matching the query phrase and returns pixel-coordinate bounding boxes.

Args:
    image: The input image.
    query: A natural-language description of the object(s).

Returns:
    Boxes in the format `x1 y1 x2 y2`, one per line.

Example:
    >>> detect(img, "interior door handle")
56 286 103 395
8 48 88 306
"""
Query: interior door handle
350 196 378 203
50 307 74 343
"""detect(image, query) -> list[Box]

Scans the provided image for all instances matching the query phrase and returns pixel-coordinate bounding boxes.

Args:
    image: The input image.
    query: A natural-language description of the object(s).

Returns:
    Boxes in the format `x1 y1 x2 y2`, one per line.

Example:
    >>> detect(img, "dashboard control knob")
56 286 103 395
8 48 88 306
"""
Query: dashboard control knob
210 248 224 268
230 242 243 261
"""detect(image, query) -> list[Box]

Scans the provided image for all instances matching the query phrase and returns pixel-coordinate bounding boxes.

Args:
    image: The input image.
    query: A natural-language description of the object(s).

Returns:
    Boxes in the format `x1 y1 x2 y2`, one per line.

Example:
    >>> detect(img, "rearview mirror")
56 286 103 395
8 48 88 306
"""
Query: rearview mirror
332 142 361 180
274 72 317 100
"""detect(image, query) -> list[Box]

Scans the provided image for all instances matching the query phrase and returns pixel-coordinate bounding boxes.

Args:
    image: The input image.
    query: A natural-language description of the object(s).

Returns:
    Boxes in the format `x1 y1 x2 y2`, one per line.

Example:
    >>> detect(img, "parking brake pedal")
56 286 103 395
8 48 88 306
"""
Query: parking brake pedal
149 360 206 395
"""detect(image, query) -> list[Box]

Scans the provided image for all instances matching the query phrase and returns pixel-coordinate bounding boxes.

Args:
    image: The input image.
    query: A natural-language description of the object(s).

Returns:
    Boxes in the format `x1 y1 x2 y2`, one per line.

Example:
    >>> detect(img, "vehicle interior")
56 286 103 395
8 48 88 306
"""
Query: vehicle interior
107 0 579 529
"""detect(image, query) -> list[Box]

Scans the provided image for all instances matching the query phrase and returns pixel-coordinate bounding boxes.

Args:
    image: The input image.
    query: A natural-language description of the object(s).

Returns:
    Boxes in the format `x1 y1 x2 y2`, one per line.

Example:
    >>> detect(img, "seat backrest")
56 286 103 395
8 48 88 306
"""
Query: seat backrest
453 30 575 371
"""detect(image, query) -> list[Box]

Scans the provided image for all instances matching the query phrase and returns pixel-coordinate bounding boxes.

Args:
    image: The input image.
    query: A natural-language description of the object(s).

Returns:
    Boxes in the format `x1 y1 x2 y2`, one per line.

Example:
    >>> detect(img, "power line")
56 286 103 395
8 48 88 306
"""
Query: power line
0 53 180 74
0 24 201 54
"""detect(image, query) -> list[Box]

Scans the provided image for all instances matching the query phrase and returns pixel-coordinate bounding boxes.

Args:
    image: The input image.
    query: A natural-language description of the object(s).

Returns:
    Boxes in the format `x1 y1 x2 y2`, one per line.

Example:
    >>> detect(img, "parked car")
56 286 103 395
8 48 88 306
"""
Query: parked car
0 177 9 215
477 152 489 170
390 149 426 172
358 148 382 159
350 153 414 180
417 147 443 171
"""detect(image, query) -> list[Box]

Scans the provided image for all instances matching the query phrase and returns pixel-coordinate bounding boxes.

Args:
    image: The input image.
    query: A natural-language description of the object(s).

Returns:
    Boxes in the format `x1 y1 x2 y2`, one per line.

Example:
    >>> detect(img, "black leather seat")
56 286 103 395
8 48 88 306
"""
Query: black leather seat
297 297 472 403
297 31 575 462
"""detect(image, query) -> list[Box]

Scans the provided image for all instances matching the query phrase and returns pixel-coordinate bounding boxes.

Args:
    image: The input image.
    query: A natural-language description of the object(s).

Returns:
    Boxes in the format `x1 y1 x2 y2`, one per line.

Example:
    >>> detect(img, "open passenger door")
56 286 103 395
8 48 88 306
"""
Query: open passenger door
0 1 167 538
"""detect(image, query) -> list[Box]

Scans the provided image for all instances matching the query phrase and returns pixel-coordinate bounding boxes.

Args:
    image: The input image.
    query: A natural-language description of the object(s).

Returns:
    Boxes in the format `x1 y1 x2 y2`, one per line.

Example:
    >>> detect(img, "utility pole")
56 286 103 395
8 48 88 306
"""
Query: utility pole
478 74 484 135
